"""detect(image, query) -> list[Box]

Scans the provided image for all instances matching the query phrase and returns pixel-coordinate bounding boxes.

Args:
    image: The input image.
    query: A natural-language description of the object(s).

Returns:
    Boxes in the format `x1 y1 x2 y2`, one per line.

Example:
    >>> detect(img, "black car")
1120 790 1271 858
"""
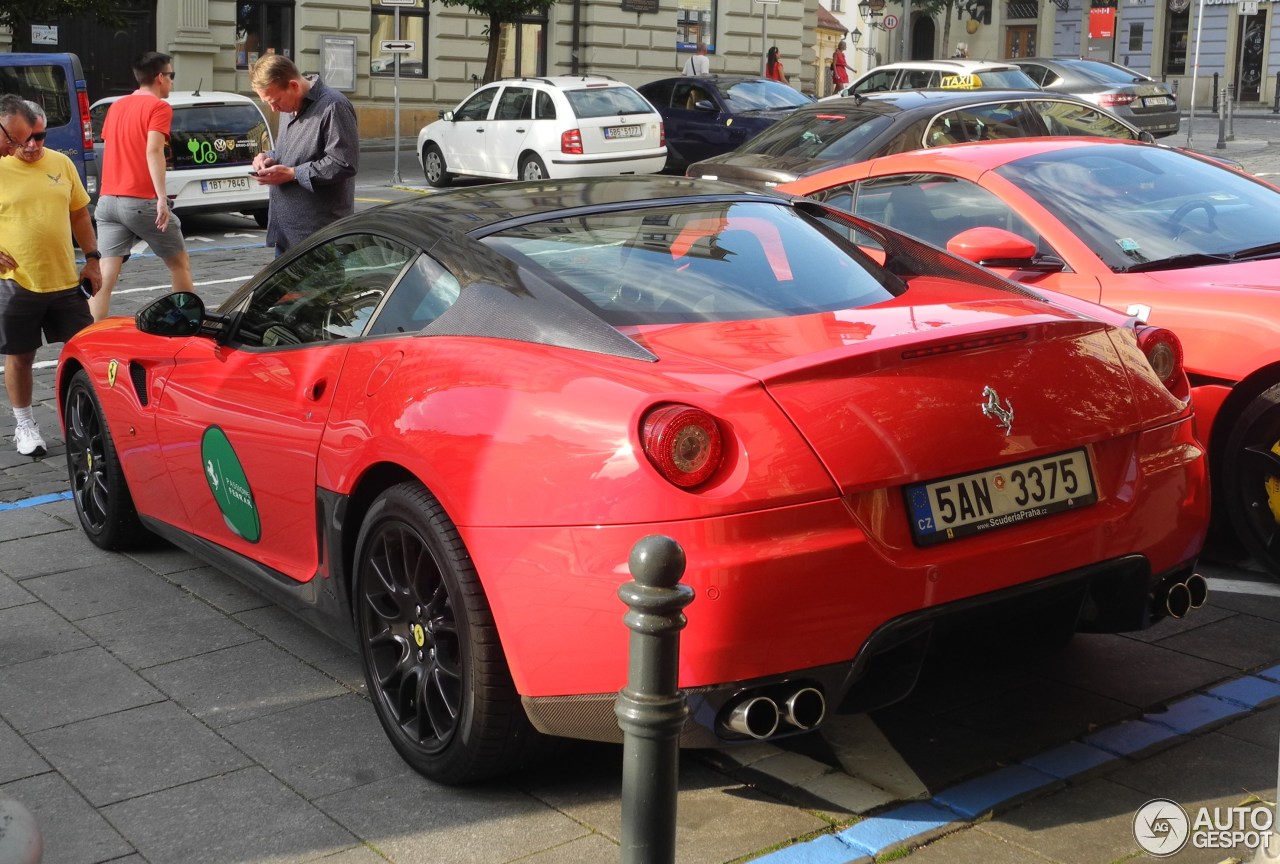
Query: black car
637 75 814 174
1013 58 1180 138
686 88 1150 188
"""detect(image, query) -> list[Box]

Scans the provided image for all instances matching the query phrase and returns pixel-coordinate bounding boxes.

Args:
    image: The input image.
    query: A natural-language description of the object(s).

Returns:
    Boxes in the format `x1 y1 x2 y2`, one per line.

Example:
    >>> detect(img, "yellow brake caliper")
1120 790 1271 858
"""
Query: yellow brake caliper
1267 441 1280 523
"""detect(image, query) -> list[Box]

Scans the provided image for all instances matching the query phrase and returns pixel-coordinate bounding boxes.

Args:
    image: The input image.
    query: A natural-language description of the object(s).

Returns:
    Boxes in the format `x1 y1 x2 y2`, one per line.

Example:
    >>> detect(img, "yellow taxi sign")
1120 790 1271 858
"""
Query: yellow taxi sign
940 73 983 89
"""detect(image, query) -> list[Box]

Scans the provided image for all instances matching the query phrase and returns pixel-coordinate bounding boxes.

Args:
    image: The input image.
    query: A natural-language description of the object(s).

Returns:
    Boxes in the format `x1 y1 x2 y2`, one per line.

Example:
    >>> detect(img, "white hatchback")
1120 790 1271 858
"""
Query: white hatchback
416 76 666 186
90 90 273 226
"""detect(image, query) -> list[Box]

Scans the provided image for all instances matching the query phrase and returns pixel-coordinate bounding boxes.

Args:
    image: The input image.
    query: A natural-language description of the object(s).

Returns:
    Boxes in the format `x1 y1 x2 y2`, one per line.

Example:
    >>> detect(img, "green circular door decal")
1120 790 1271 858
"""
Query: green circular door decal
201 426 261 543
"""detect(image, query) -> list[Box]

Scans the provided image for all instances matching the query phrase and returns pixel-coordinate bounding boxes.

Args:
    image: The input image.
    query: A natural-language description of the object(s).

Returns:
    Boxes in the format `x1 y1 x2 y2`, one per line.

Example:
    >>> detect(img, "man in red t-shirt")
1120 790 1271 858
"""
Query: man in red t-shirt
95 51 193 321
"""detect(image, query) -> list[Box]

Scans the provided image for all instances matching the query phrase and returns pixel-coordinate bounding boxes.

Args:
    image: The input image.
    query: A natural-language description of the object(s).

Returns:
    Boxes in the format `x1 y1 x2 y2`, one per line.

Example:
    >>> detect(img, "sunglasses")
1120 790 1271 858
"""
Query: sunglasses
26 131 46 143
163 71 176 80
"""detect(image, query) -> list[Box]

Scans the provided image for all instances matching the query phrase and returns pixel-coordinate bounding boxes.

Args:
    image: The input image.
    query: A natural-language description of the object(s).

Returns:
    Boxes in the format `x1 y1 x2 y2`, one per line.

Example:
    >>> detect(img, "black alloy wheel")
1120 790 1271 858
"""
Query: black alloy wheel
353 482 546 784
63 369 147 549
1225 383 1280 579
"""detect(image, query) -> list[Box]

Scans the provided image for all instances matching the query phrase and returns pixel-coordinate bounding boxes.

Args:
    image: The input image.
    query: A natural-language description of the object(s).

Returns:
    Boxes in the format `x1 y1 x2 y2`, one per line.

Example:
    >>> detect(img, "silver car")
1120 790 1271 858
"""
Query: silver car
1014 58 1180 138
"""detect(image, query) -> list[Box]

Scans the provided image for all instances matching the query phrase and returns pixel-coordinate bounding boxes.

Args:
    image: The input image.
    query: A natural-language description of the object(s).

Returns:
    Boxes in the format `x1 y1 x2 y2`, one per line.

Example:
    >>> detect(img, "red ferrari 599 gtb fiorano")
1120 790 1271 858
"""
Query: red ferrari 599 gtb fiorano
58 176 1209 783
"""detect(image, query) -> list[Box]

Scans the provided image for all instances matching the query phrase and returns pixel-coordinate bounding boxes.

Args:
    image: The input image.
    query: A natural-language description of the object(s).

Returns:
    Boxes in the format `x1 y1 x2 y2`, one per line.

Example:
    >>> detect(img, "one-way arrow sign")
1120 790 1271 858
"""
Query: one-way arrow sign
380 40 416 53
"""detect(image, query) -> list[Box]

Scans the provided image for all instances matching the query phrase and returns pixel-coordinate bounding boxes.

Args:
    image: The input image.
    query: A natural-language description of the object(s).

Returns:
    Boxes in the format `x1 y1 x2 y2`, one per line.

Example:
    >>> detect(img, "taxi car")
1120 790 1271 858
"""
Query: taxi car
58 175 1209 783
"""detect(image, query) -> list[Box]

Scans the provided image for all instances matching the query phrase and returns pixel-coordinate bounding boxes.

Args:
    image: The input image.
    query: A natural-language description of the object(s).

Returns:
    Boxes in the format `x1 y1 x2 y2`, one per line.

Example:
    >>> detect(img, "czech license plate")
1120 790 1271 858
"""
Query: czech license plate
905 448 1097 546
604 125 642 140
202 177 251 193
1143 96 1172 107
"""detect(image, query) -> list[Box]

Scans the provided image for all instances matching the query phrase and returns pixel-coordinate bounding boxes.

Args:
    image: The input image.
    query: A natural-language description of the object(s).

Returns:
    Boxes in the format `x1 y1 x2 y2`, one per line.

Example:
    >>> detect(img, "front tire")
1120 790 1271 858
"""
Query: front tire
422 144 452 188
63 369 148 549
353 482 546 784
1224 383 1280 578
519 154 548 182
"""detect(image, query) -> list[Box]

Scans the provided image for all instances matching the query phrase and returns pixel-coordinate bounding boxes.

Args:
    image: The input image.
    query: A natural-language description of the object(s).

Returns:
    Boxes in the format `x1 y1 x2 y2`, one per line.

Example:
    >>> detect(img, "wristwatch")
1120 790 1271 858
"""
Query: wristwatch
84 250 101 260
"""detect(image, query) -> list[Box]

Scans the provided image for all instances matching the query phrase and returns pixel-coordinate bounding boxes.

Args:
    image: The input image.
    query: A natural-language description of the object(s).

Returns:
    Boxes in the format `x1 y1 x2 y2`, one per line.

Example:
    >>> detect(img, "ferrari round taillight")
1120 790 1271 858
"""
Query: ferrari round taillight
642 404 723 489
1136 325 1184 391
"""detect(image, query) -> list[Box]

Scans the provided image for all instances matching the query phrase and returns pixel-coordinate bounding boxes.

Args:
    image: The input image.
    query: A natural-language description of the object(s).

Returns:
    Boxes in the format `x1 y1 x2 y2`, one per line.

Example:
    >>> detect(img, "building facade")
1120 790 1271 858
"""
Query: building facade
2 0 1272 142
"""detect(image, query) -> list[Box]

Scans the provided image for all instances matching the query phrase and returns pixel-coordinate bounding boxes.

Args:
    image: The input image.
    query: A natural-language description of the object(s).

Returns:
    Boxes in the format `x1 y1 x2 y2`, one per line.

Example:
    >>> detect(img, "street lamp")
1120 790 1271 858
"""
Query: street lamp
857 0 887 28
849 26 880 57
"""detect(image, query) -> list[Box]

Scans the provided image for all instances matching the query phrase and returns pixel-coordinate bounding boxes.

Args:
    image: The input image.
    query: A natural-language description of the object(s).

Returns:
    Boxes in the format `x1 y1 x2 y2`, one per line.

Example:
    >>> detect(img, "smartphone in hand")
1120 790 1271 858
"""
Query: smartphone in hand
79 277 94 299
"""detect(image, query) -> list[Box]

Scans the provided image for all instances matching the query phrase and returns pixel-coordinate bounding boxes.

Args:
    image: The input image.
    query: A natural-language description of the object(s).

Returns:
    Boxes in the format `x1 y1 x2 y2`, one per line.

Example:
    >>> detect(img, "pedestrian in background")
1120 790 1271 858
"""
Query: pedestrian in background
832 40 851 92
766 46 789 84
95 51 194 322
0 94 33 156
683 42 710 76
0 99 100 457
250 54 359 255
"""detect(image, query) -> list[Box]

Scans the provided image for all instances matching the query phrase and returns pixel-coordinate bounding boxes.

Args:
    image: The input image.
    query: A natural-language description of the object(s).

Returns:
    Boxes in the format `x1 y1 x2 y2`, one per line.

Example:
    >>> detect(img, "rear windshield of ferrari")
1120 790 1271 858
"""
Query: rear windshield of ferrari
483 200 899 324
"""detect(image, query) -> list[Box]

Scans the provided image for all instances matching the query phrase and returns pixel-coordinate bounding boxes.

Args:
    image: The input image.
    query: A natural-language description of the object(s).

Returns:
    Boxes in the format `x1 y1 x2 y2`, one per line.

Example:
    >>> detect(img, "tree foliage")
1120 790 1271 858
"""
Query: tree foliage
0 0 125 51
434 0 555 84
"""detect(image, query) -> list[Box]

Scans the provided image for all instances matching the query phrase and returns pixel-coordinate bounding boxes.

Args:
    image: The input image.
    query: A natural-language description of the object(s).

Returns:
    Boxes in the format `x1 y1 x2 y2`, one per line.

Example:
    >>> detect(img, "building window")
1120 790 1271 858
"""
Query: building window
831 0 844 10
1128 21 1143 51
499 12 548 77
677 1 717 53
236 1 295 70
372 2 427 78
1164 7 1188 75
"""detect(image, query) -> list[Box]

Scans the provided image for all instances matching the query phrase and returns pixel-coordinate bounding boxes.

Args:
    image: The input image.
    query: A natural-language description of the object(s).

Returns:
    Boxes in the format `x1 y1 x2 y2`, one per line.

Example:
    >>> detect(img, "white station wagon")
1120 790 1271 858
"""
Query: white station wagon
90 90 273 226
416 76 666 186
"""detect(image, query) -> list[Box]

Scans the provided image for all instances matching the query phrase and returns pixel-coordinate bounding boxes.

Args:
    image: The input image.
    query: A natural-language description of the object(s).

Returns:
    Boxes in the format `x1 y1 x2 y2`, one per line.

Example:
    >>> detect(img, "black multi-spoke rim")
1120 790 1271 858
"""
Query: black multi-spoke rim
65 386 110 532
360 523 462 754
1237 425 1280 567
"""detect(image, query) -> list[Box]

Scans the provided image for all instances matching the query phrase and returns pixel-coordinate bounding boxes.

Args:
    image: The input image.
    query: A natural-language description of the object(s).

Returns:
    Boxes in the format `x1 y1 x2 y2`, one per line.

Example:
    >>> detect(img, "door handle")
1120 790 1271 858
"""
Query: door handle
305 379 328 401
515 127 526 133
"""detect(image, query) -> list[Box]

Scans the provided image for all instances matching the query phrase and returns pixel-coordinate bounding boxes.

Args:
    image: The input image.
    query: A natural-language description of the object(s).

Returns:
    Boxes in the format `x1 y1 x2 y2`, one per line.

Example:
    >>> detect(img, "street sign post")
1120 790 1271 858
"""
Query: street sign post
883 14 899 29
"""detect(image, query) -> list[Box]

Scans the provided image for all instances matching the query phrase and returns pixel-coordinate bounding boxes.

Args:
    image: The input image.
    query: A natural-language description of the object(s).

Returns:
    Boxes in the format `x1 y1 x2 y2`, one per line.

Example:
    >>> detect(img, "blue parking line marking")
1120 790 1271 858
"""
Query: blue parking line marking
837 802 957 856
1081 717 1180 755
749 834 864 864
1021 740 1116 779
933 764 1057 819
0 490 73 511
1206 675 1280 709
1143 692 1250 734
1254 663 1280 683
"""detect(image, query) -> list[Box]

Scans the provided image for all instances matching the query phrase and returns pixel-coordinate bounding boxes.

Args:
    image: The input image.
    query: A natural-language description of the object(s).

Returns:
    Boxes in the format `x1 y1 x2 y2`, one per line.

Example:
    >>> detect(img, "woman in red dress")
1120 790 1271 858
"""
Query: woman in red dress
766 46 789 84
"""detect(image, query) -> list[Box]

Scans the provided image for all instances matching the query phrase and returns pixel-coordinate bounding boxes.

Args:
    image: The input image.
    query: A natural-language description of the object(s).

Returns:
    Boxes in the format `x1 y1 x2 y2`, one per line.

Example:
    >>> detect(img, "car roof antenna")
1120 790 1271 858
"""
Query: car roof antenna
192 78 202 97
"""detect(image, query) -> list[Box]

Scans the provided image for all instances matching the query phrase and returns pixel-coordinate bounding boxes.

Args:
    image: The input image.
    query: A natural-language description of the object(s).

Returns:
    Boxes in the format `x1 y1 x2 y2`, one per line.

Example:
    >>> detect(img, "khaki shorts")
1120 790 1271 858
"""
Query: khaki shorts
0 280 92 355
96 195 186 260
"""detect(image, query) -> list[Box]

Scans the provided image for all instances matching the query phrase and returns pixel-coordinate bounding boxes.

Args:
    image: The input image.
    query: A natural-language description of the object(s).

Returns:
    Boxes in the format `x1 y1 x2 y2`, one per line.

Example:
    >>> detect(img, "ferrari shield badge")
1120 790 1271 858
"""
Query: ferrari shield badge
981 386 1014 436
201 426 261 542
107 359 118 388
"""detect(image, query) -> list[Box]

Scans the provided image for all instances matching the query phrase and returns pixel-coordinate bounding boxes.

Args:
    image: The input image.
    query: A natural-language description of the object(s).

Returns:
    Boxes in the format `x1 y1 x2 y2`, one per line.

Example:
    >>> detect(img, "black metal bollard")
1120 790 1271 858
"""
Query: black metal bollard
1227 83 1235 141
1217 89 1227 150
615 535 694 864
1273 72 1279 114
1212 73 1219 114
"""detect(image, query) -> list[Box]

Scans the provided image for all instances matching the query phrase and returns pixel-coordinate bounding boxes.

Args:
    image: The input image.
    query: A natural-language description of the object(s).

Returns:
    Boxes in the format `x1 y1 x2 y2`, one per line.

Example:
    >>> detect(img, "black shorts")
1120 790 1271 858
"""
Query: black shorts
0 279 93 355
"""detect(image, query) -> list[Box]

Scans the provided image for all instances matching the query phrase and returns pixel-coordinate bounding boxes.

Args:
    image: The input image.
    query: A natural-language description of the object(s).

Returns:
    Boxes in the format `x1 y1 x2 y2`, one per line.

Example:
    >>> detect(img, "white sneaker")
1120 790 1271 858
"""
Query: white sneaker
14 422 46 457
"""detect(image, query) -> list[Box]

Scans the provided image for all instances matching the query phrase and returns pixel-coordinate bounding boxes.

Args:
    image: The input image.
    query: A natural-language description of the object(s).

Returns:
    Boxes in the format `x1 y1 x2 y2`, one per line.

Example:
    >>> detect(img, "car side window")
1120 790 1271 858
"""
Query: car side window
851 174 1046 252
852 70 898 94
1020 64 1049 87
535 91 556 120
640 82 676 109
1035 100 1138 139
454 88 497 122
366 253 462 336
902 70 933 89
927 102 1040 146
233 234 414 348
495 86 533 121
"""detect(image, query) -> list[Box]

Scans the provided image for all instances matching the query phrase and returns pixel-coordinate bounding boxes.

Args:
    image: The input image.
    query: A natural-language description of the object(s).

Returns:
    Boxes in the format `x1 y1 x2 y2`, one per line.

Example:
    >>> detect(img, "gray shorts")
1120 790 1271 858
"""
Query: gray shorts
0 280 93 355
96 195 186 260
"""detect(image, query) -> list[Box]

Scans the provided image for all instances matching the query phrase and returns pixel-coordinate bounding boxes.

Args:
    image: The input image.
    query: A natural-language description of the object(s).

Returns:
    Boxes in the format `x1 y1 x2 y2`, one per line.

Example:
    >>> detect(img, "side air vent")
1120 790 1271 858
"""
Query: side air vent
129 361 149 407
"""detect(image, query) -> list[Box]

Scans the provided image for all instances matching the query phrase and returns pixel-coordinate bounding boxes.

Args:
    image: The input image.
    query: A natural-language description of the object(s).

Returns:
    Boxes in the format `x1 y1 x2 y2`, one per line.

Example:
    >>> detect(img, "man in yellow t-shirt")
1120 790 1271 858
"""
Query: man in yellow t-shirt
0 98 101 457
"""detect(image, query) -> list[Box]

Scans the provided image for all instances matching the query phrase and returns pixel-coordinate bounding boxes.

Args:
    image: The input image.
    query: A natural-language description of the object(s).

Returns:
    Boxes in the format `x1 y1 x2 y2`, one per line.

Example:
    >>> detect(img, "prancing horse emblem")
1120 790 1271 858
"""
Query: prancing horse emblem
981 386 1013 436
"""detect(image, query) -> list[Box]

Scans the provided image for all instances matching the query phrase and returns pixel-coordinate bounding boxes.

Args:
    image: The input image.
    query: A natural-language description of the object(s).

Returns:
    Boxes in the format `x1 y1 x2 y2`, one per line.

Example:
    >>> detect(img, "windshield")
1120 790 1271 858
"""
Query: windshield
721 79 813 110
484 200 898 325
998 145 1280 271
738 110 893 159
1062 60 1148 85
958 69 1040 90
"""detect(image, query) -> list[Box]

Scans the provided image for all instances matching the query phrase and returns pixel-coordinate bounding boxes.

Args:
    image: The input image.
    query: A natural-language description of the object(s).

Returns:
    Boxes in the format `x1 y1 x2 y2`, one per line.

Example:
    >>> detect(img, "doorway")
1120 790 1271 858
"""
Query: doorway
1006 26 1038 58
1233 11 1266 101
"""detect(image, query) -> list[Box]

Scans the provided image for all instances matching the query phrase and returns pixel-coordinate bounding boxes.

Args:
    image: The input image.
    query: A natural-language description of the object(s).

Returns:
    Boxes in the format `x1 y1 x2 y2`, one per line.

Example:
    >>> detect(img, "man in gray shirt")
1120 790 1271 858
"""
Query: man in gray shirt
250 54 358 253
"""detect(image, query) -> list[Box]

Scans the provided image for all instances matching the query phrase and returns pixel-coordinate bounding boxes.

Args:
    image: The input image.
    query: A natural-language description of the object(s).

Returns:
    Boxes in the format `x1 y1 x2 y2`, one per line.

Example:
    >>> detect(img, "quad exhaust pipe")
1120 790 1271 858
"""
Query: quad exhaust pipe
1156 572 1208 619
721 686 826 740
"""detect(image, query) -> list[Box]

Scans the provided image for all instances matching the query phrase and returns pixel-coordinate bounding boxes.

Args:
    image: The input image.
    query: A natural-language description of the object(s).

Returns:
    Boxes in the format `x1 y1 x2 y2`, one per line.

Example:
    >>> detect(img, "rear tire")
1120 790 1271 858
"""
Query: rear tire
353 482 548 784
251 209 268 229
422 144 452 188
519 154 548 182
1223 383 1280 578
63 369 149 550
